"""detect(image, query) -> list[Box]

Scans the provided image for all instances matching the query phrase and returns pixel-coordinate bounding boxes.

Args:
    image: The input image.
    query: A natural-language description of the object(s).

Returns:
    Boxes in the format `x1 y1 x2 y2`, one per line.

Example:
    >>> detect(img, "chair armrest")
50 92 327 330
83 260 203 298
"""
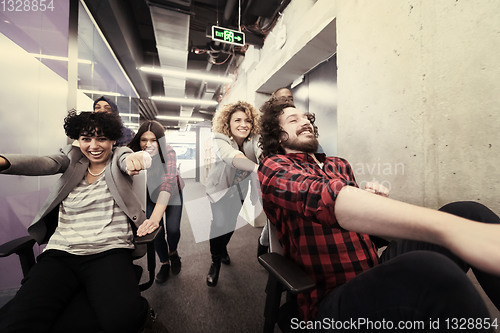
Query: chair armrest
136 226 162 291
258 252 315 294
0 236 36 257
0 235 36 276
135 226 161 244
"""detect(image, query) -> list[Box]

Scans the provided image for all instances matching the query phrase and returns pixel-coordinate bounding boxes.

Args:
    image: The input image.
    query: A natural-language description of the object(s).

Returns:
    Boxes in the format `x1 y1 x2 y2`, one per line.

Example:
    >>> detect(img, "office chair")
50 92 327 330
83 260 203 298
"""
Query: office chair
0 171 160 332
0 226 160 332
258 220 315 333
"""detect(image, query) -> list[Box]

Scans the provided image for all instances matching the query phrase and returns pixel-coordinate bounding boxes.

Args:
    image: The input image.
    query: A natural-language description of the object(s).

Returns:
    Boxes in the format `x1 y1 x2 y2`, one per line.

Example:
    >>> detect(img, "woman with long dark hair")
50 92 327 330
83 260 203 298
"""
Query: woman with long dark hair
129 121 184 284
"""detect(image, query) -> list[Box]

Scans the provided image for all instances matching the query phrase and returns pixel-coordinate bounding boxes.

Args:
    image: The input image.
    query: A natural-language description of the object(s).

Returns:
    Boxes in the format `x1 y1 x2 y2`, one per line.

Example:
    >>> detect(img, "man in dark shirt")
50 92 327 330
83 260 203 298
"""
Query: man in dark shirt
94 96 135 147
272 87 294 105
258 102 500 330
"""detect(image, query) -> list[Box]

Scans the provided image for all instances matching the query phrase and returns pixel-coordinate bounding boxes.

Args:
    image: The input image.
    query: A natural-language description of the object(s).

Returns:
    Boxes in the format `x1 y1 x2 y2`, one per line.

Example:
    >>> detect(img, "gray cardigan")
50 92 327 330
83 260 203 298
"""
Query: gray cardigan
205 132 262 203
0 144 146 245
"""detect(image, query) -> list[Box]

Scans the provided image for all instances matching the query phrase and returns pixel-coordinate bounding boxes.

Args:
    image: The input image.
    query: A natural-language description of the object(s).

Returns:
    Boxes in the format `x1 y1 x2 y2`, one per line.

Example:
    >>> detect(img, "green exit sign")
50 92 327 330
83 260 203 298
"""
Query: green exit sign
211 26 245 47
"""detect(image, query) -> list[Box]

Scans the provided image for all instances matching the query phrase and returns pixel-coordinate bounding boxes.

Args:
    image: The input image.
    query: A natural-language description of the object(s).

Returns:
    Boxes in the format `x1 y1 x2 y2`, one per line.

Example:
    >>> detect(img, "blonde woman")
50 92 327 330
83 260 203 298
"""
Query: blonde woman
205 101 262 287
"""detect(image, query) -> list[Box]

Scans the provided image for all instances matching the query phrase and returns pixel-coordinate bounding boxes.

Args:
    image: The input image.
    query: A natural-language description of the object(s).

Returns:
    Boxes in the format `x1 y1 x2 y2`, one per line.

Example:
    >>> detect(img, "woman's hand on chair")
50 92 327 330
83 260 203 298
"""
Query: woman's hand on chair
137 218 160 236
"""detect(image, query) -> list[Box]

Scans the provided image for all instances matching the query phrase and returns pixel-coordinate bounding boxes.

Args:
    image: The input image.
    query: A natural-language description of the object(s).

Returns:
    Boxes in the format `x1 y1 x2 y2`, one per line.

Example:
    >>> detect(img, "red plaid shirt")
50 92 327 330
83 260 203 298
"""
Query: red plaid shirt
159 145 178 194
258 153 379 320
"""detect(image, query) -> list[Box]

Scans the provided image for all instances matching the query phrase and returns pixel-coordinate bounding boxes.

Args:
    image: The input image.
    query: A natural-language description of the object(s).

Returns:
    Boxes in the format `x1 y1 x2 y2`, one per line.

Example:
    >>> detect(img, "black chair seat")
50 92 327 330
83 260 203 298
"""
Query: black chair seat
258 221 315 333
0 226 161 332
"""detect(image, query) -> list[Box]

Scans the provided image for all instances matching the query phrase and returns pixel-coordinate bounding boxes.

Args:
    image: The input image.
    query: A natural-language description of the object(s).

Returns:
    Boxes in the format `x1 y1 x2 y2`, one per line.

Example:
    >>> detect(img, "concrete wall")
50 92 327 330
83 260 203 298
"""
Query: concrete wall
225 0 337 104
231 0 499 214
336 0 500 213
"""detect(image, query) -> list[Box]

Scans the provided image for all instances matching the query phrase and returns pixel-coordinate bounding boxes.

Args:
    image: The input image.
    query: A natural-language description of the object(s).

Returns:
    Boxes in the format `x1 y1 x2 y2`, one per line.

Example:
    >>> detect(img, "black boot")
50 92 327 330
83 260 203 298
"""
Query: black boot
221 253 231 265
206 260 221 287
169 252 182 275
155 263 170 284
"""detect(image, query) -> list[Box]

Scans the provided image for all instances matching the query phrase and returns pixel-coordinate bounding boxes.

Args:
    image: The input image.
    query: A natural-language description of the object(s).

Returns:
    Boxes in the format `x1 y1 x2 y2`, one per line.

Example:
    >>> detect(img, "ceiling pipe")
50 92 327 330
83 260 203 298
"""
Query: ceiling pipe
223 0 237 25
192 0 237 117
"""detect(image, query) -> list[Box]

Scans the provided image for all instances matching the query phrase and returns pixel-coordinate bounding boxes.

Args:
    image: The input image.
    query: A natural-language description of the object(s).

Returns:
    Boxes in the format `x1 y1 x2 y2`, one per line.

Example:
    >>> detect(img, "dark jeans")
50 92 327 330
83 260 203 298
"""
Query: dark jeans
147 191 184 263
314 201 499 332
0 249 149 333
209 182 248 261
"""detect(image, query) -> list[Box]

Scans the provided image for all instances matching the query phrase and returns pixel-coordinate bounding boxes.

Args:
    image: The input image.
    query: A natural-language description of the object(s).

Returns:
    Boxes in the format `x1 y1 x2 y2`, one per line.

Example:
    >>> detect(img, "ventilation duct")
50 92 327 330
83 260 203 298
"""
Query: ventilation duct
149 4 192 122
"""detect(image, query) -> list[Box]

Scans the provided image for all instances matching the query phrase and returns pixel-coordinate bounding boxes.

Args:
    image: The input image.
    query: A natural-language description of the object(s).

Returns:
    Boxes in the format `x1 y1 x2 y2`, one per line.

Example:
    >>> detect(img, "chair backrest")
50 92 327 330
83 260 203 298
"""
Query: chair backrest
259 220 316 333
132 169 147 211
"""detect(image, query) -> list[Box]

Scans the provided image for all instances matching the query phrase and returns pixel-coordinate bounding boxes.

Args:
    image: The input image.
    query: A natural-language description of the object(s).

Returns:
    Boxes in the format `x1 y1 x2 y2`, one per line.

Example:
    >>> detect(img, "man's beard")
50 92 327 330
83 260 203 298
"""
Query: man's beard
281 136 319 153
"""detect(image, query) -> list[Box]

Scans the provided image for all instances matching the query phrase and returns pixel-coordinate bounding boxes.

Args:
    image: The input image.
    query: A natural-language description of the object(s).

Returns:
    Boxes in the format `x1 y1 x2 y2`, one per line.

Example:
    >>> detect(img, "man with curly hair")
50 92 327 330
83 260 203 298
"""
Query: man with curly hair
0 111 167 332
205 100 262 287
258 103 500 330
257 87 296 258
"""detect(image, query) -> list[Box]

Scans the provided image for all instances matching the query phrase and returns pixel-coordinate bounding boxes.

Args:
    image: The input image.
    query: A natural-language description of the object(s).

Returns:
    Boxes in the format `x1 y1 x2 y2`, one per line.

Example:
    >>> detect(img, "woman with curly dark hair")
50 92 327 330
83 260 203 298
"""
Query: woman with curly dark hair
0 111 167 332
205 100 262 287
128 120 184 284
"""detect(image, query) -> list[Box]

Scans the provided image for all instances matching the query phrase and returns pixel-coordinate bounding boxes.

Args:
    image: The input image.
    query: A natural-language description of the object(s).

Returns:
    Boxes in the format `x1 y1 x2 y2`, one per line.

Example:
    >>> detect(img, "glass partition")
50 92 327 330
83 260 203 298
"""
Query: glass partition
0 1 71 293
0 0 140 295
77 0 139 131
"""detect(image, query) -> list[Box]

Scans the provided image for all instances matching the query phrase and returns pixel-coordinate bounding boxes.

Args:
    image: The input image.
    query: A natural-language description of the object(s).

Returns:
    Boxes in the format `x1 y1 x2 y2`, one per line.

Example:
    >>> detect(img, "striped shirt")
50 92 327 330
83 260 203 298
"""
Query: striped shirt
45 173 134 255
258 153 379 320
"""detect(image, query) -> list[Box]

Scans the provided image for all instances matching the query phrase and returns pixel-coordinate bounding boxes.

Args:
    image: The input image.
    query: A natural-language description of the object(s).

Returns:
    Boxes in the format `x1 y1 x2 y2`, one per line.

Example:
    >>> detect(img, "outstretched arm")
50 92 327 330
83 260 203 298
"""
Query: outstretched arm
136 146 177 236
233 153 259 173
137 191 171 237
335 185 500 276
125 151 152 175
213 133 259 173
0 148 71 175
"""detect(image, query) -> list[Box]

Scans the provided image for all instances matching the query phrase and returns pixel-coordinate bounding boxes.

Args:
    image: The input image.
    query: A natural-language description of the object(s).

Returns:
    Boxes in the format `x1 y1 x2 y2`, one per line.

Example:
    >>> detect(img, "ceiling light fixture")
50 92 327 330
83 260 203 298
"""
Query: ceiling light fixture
156 115 205 122
199 110 215 115
79 89 122 97
140 66 233 84
151 96 218 106
119 113 140 118
29 53 93 65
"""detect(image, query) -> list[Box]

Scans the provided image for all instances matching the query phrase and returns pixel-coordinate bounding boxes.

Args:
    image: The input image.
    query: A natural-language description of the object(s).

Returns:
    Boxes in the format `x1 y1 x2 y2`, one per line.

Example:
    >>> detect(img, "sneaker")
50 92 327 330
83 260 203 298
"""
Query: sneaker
169 252 182 275
155 263 170 284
